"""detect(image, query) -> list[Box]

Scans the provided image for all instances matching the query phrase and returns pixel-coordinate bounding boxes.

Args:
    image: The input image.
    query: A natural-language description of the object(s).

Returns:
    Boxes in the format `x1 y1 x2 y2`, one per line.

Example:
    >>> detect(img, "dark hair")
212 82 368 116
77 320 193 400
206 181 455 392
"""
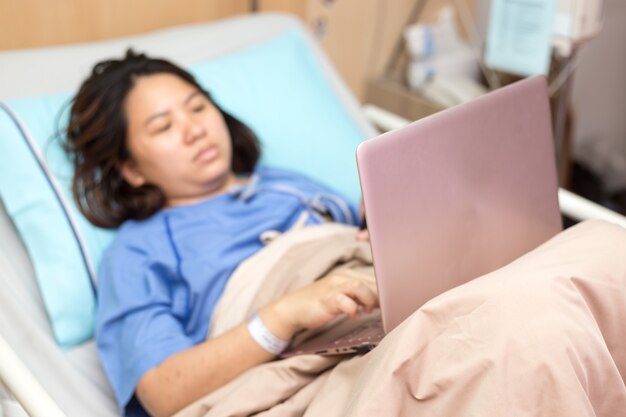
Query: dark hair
65 49 260 228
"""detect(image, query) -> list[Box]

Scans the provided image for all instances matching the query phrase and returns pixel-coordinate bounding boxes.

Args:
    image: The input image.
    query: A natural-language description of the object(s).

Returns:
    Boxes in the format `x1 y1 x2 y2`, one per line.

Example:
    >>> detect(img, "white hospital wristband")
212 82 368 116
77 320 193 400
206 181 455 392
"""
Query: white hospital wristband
247 312 290 355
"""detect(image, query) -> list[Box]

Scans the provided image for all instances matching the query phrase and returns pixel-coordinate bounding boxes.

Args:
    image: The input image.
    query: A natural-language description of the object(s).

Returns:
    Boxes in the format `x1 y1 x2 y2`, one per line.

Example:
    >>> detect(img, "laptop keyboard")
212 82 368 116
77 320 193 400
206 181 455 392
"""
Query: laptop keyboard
333 320 384 345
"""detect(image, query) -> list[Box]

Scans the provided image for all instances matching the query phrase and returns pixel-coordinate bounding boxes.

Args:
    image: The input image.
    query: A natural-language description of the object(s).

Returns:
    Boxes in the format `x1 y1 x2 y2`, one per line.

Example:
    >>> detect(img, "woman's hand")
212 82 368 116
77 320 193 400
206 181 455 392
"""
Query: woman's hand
261 269 379 339
137 269 378 417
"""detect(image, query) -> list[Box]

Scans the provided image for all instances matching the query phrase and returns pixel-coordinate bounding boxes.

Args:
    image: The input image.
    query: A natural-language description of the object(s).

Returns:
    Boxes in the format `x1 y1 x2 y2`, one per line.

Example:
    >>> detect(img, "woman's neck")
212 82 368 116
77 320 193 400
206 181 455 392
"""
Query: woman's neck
166 172 249 208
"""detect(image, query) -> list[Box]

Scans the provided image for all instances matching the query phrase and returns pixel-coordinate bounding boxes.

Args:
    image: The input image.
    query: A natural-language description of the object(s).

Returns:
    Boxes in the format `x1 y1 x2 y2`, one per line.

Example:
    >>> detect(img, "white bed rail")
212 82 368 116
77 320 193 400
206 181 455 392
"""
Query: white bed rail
362 104 626 229
0 334 67 417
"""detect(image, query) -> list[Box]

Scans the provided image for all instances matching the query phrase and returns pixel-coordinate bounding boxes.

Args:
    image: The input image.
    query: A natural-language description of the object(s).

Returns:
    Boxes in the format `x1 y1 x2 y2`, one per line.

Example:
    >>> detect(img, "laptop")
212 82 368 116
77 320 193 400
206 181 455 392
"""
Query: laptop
281 76 562 357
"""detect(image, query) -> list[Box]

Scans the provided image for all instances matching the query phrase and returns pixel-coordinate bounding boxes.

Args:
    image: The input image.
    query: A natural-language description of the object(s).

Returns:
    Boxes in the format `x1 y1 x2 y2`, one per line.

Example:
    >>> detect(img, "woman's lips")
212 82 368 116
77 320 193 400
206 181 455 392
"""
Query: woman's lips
194 145 219 162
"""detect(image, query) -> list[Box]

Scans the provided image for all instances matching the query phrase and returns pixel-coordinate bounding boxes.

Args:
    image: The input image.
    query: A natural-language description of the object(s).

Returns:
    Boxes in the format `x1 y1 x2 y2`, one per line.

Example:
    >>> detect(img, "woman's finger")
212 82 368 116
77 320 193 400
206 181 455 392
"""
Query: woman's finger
333 270 378 299
327 293 360 319
340 281 379 312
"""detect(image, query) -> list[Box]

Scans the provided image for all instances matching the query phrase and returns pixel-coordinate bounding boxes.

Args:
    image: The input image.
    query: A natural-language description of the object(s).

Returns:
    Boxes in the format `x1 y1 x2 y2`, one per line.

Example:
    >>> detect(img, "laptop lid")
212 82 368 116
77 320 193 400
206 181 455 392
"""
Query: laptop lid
357 76 562 334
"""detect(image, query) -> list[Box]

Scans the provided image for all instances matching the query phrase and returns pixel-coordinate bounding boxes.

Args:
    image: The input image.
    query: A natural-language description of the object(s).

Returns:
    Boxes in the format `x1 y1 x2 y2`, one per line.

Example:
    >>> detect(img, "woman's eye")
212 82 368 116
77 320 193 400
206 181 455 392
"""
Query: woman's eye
153 123 171 134
192 104 206 113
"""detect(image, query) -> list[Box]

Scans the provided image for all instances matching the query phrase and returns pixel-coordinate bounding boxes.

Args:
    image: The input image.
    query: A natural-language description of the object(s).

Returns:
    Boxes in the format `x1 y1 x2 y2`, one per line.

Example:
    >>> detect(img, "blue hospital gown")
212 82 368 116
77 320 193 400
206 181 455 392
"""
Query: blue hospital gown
95 166 358 417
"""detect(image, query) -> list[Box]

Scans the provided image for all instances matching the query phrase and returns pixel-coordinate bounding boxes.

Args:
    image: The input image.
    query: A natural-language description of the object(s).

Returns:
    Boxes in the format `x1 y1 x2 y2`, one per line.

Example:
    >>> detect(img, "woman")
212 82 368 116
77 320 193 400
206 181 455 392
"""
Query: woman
66 50 377 417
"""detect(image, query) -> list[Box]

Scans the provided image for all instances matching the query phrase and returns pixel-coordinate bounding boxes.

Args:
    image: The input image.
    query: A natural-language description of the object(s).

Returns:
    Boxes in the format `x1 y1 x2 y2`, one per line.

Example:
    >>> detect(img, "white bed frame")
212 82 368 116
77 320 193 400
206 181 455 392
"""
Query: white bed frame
2 104 625 417
1 13 625 417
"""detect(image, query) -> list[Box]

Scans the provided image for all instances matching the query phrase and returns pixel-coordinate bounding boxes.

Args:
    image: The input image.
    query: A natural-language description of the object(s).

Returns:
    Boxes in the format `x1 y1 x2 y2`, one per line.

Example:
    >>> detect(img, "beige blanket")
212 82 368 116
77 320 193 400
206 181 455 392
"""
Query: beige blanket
175 220 626 417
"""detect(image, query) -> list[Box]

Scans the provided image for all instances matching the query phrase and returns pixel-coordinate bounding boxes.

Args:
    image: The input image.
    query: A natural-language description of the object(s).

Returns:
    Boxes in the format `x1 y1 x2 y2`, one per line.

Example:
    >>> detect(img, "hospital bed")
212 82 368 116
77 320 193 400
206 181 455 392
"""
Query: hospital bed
0 13 624 417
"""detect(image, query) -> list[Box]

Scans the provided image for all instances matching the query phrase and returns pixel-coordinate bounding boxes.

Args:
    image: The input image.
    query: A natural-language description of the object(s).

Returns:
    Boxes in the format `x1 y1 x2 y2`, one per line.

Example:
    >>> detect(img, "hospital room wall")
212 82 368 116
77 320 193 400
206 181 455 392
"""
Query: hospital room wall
0 0 468 101
0 0 250 49
258 0 476 100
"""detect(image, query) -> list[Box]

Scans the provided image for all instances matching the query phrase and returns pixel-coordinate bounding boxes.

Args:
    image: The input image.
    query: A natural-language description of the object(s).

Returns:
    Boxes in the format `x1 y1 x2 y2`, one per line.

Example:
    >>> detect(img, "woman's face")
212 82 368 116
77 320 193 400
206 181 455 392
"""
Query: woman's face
120 73 235 207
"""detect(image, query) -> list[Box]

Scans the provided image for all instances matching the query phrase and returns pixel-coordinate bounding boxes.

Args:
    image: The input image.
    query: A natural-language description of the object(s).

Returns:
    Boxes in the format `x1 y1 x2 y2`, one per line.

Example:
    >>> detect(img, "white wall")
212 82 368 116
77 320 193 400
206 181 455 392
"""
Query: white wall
571 0 626 192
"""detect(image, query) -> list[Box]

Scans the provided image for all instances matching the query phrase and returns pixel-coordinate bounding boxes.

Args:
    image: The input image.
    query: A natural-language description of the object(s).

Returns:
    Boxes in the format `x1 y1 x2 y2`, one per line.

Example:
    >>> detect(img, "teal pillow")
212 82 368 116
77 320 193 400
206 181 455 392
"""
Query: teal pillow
0 28 367 349
189 29 365 206
0 97 117 350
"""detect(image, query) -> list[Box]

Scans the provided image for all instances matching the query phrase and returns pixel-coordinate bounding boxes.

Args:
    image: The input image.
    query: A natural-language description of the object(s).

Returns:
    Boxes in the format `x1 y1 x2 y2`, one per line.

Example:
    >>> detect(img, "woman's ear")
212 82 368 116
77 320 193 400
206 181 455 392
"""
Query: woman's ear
119 160 146 188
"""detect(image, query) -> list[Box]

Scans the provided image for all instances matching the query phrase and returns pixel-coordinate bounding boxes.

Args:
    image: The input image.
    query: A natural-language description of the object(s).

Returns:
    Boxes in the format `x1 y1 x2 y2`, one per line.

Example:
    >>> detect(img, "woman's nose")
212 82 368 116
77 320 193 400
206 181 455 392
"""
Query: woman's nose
183 114 206 144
